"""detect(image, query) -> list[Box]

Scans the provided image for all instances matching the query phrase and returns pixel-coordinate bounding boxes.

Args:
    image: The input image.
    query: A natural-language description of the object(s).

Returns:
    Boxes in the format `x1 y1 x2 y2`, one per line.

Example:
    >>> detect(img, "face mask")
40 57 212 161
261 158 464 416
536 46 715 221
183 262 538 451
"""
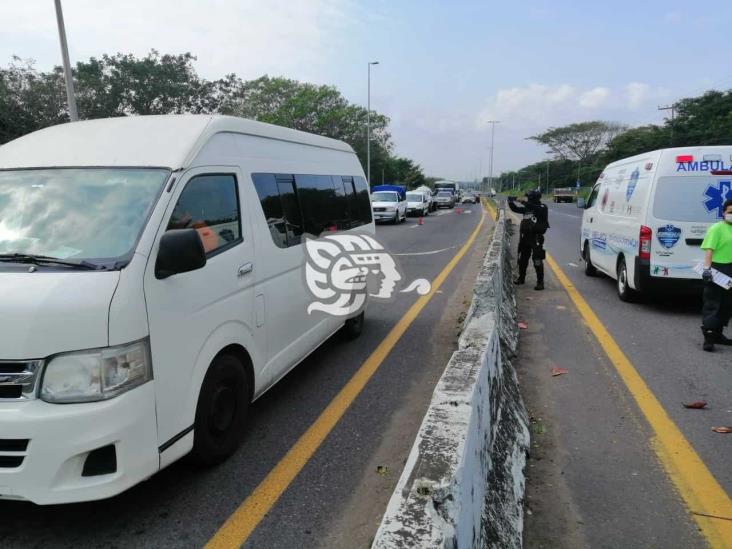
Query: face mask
725 214 732 223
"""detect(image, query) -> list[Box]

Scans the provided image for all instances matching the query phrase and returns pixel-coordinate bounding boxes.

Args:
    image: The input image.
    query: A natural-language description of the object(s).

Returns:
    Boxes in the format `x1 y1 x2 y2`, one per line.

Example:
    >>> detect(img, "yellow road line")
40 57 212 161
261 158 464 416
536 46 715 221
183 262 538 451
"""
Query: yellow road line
482 197 497 220
545 253 732 547
205 207 489 549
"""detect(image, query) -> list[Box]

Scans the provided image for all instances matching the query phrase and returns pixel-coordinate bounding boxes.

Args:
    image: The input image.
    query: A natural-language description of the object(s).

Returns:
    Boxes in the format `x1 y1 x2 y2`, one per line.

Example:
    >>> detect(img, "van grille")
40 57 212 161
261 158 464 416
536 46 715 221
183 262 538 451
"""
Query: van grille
0 360 42 401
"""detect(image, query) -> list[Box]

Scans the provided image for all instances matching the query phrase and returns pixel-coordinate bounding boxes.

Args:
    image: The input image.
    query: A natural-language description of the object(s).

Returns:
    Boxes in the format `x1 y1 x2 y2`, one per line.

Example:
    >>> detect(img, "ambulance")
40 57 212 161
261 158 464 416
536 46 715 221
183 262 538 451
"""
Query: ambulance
579 146 732 301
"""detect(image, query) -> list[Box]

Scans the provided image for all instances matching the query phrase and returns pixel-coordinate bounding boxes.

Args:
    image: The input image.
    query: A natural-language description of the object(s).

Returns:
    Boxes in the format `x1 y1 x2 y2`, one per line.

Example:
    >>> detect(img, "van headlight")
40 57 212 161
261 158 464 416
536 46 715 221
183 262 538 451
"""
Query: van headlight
40 340 152 403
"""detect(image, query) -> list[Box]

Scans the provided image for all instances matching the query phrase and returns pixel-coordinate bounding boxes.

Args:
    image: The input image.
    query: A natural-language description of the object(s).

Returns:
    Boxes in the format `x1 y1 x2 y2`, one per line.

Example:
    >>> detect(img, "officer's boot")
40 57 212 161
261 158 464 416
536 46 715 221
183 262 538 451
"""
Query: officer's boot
714 329 732 345
534 262 545 291
514 264 526 285
702 326 716 352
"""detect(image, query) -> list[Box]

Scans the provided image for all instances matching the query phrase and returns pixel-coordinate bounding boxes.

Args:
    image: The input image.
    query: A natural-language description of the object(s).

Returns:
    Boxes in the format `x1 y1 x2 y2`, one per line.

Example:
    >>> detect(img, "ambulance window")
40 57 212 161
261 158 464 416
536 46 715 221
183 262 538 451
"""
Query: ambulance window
586 185 600 208
653 176 730 222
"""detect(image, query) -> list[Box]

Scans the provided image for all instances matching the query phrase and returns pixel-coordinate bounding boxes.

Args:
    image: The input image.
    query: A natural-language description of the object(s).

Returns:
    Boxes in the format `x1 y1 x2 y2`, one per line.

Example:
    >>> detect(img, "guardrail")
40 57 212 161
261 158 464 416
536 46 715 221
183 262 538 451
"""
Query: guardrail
372 205 529 548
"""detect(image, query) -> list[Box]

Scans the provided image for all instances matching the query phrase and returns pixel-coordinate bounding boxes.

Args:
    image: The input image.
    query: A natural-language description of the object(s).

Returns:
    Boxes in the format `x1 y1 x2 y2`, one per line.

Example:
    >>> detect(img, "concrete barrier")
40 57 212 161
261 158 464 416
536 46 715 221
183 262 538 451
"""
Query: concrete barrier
372 207 529 549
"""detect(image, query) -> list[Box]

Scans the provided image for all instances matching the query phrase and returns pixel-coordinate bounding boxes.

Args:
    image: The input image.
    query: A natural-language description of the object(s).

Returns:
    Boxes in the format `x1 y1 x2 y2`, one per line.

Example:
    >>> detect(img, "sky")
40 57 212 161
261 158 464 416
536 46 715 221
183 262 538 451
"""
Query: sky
2 0 731 180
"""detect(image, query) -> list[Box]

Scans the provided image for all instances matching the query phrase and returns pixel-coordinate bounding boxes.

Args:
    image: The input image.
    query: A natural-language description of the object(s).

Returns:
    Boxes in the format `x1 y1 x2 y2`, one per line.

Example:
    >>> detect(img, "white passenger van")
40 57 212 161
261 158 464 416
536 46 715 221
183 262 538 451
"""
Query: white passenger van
579 146 732 300
0 115 373 504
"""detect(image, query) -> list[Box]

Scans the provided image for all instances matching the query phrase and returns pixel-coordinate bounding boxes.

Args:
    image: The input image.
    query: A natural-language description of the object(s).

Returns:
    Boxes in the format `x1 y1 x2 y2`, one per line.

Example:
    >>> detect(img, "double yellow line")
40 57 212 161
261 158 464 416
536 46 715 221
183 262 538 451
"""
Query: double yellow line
205 205 488 548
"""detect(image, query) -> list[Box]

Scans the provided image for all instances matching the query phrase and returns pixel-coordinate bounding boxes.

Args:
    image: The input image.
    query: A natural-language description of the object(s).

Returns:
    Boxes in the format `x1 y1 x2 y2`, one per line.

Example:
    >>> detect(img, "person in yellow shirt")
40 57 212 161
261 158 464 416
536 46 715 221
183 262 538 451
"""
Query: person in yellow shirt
700 199 732 351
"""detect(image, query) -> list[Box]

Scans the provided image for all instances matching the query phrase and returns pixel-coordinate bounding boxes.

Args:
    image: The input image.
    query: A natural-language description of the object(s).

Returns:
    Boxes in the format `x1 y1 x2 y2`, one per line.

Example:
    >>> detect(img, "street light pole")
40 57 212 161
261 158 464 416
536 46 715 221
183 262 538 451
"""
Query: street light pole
486 120 500 193
367 61 379 185
54 0 78 121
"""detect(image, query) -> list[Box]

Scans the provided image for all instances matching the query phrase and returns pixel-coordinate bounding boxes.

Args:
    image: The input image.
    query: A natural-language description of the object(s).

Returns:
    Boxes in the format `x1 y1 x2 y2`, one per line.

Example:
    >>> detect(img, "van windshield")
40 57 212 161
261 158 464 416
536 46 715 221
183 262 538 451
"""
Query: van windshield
372 192 398 202
653 175 732 222
406 193 422 201
0 168 169 268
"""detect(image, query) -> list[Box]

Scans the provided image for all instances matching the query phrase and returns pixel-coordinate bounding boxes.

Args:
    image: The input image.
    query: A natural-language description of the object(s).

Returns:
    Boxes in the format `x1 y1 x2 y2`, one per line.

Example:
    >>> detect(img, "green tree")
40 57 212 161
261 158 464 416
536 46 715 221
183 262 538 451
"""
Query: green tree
672 90 732 146
222 75 392 173
0 57 67 143
75 51 226 117
529 121 627 164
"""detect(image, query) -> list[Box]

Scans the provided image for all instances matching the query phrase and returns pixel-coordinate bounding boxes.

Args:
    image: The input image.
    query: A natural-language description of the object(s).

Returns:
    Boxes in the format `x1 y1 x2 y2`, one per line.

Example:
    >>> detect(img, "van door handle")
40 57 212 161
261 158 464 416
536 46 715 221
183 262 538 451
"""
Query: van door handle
238 262 254 277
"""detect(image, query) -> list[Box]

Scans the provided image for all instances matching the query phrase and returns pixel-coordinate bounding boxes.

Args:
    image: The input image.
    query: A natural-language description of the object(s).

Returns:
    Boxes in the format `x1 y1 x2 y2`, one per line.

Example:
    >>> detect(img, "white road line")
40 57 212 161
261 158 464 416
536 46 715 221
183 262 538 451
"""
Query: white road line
392 245 458 256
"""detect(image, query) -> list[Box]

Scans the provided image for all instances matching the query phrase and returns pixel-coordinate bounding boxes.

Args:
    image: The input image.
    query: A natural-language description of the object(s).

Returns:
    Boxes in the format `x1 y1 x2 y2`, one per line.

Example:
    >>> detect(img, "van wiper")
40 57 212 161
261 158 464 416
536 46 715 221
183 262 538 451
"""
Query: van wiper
0 253 102 270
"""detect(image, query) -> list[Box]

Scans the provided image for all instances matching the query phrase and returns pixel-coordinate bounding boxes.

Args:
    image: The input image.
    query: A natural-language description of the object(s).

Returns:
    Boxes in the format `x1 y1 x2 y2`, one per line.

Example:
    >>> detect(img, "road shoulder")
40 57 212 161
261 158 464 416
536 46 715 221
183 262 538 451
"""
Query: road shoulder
512 241 706 548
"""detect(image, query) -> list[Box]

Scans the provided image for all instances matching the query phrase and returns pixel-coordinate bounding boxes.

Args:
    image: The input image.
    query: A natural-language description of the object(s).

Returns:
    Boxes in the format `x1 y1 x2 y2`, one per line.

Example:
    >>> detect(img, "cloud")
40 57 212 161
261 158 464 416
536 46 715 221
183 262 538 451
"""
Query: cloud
626 82 654 109
0 0 355 82
579 87 610 108
476 83 615 129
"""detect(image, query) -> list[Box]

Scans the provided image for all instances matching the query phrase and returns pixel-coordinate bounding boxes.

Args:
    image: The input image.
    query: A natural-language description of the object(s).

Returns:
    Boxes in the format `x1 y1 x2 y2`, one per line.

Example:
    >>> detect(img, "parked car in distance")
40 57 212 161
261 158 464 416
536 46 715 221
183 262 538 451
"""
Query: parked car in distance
461 192 478 204
406 191 430 216
371 190 407 223
414 185 437 211
0 114 373 504
434 190 456 208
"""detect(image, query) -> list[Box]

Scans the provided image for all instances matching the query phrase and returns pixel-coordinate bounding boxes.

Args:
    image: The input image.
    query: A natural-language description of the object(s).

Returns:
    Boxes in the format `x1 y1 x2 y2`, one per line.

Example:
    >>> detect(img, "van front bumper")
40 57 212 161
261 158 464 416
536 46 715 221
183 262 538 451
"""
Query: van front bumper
0 382 159 505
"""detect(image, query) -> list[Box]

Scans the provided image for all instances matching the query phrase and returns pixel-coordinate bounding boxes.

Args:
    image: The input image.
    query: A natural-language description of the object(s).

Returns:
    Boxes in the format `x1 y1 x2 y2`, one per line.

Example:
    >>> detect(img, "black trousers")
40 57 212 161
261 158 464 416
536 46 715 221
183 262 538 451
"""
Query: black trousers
701 262 732 332
517 233 545 283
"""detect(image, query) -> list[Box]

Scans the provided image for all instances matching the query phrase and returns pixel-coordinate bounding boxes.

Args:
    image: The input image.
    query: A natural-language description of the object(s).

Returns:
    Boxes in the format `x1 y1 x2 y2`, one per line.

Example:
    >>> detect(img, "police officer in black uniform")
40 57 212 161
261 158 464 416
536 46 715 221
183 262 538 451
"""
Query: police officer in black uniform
508 190 550 290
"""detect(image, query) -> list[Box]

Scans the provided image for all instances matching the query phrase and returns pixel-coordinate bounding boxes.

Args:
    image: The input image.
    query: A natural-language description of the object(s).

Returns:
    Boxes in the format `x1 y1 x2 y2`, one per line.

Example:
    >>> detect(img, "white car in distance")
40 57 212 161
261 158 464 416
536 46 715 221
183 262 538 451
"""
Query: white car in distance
371 190 407 224
406 191 430 217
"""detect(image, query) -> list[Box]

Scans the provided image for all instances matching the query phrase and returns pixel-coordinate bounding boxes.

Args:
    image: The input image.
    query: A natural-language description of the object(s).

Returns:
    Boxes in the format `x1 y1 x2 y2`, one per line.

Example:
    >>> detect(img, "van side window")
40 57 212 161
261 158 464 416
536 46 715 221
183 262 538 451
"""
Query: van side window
276 175 304 246
252 173 288 248
586 185 600 208
353 176 373 225
295 174 339 234
167 174 241 256
252 172 372 247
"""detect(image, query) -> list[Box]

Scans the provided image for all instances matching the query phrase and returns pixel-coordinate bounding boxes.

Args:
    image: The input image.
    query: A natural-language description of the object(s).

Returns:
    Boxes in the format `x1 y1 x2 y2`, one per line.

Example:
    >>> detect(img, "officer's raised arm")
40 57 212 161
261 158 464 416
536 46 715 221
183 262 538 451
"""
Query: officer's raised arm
507 196 525 214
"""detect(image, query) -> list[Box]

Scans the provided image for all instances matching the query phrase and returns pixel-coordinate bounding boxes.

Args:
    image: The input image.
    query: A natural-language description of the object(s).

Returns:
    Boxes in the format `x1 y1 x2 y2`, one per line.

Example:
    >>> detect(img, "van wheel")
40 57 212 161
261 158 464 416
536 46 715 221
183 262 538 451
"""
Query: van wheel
583 243 597 277
616 257 636 302
190 353 250 466
342 312 364 340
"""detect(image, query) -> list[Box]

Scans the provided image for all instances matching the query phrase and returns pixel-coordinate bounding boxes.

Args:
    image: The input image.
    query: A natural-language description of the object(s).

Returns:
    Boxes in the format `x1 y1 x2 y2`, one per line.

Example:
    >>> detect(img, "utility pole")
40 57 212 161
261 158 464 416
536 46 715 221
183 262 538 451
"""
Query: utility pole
658 104 676 146
486 120 500 193
366 61 379 185
54 0 78 121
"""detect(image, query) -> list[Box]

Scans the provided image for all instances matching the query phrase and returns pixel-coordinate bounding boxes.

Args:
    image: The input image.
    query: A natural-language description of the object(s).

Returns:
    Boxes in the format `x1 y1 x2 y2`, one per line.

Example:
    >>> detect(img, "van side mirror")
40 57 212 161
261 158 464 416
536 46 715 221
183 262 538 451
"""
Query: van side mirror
155 229 207 279
577 197 586 209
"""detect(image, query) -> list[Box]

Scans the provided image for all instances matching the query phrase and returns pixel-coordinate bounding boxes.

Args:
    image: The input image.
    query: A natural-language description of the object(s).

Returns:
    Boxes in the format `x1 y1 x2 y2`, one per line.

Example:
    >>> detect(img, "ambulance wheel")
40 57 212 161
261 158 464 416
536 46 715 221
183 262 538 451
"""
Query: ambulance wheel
583 242 596 277
616 257 636 302
190 353 250 466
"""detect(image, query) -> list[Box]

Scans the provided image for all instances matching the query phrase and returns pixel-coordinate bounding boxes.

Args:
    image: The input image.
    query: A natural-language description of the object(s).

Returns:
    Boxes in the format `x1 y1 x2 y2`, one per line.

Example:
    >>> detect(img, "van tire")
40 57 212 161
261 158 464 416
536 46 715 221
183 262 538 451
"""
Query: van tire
616 257 636 302
342 312 364 339
189 353 250 466
583 243 597 276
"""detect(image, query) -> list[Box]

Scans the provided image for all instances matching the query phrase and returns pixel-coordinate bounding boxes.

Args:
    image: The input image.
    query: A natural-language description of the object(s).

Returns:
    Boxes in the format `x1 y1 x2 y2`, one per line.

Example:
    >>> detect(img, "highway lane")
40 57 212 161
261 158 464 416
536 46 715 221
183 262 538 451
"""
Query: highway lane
0 206 491 549
544 201 731 496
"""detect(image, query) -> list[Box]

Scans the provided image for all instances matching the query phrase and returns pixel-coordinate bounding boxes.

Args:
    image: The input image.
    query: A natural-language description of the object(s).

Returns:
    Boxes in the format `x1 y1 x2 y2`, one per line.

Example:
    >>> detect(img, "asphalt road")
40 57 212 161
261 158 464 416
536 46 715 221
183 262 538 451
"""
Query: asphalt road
515 200 730 548
0 205 491 549
545 201 731 495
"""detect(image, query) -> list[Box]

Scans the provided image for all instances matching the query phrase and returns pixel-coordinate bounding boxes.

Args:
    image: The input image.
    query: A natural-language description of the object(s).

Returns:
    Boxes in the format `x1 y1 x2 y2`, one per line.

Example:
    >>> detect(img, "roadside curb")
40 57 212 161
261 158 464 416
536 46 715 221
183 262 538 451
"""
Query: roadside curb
371 206 530 548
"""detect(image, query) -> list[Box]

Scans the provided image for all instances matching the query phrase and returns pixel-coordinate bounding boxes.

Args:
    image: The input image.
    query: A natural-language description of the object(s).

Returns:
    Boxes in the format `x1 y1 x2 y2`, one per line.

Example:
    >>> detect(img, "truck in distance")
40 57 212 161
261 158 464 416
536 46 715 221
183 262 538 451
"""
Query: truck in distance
552 187 576 203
